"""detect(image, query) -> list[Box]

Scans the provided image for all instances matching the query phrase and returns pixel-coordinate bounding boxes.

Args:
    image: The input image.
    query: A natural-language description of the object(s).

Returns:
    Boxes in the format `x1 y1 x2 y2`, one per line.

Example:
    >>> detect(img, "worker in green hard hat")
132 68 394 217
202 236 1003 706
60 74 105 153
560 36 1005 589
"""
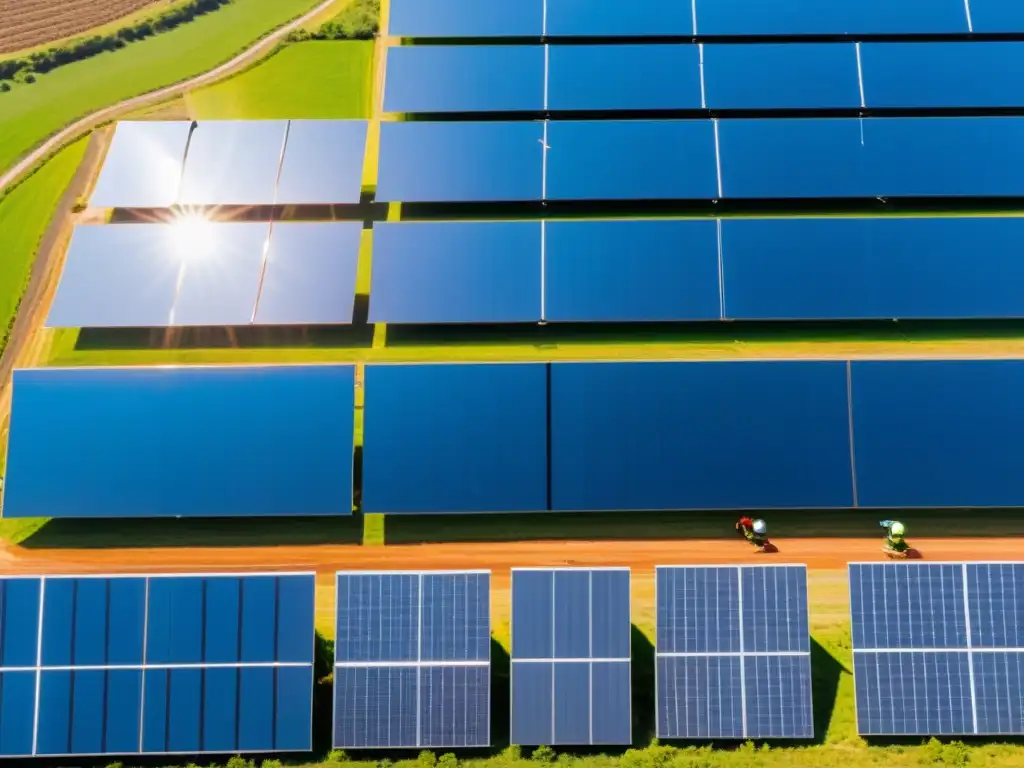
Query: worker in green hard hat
880 520 910 558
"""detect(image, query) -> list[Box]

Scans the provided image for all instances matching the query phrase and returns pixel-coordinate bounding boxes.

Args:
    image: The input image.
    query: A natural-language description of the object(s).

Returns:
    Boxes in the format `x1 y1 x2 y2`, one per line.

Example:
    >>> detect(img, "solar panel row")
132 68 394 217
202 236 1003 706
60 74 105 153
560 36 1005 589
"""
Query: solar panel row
0 574 315 757
89 120 368 209
656 566 813 739
385 42 1024 113
361 359 1024 514
510 568 631 745
376 117 1024 202
850 563 1024 736
370 217 1024 324
2 365 356 519
389 0 1022 38
333 572 490 748
47 222 361 329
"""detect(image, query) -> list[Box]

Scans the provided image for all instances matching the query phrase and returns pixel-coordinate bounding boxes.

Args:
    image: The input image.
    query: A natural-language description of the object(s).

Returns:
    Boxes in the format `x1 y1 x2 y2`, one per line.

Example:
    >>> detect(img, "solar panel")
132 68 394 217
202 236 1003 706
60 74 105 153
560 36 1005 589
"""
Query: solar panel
971 0 1024 32
253 222 361 325
370 222 541 324
656 565 812 739
693 0 968 36
384 46 544 113
544 219 720 323
550 361 854 512
720 217 1024 321
333 571 490 748
177 120 289 206
0 573 315 757
511 568 631 745
850 562 1024 735
703 43 860 110
388 0 542 37
275 120 368 205
2 365 355 519
89 122 191 209
361 363 547 513
547 0 692 35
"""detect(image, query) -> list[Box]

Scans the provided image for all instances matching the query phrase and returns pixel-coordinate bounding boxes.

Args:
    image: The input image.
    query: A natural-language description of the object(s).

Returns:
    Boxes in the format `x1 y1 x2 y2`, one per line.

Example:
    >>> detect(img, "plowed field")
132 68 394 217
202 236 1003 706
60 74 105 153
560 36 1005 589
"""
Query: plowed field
0 0 160 55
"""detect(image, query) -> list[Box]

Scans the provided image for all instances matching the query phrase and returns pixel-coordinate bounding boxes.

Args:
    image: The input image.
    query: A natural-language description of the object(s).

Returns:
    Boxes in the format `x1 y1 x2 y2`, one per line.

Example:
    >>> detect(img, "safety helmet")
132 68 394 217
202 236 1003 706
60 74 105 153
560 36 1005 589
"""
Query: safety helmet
890 522 905 536
752 519 767 535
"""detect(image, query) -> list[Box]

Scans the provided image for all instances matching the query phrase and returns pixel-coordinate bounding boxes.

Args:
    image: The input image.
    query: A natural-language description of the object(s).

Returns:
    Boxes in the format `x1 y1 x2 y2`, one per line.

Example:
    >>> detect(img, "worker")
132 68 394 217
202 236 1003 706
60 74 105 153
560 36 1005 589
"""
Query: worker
880 520 910 555
736 517 769 550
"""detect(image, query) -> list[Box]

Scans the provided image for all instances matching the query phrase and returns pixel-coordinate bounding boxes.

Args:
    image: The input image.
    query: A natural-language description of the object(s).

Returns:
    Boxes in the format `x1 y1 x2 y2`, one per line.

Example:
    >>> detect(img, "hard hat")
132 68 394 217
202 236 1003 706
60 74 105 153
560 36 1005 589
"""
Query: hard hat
752 519 767 535
890 522 905 536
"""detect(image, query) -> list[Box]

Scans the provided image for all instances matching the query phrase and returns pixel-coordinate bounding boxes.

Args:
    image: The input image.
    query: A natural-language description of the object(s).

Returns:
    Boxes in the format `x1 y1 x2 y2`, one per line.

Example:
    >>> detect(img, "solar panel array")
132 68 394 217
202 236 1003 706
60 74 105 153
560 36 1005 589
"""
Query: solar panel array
2 365 356 519
656 565 813 739
0 573 315 757
385 42 1024 113
370 217 1024 324
47 222 361 328
333 571 491 748
388 0 1020 37
510 568 631 745
89 119 368 209
850 563 1024 736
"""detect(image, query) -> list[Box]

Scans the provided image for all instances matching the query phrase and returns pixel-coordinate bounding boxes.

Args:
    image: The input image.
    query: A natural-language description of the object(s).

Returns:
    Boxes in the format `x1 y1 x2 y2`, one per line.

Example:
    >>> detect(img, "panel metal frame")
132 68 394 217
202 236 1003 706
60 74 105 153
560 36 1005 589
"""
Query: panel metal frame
849 561 1024 736
654 564 813 739
332 570 492 749
0 572 316 758
509 566 632 745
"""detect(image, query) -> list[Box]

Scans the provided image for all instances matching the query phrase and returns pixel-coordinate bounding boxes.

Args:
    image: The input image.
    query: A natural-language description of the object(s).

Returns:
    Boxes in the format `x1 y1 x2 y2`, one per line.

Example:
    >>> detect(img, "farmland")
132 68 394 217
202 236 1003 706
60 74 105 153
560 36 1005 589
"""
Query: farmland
0 0 160 55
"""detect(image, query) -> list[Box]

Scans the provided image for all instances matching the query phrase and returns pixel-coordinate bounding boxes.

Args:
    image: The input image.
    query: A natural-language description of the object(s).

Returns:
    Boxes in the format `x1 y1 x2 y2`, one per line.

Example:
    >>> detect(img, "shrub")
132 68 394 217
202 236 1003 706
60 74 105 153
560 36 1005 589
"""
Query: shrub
311 0 380 40
260 760 283 768
226 757 255 768
531 746 556 763
419 751 438 767
327 750 349 764
438 753 459 768
0 82 10 92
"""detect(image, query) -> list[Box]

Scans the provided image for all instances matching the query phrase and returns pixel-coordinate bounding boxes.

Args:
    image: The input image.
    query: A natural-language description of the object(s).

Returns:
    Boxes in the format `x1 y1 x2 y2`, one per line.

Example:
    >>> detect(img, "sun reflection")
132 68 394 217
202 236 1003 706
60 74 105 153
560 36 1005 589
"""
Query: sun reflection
169 211 217 260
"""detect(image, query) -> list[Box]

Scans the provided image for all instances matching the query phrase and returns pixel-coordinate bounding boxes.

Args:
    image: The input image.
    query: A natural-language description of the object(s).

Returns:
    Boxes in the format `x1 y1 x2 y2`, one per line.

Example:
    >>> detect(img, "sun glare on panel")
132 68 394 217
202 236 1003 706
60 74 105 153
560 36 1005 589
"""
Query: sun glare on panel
169 212 218 260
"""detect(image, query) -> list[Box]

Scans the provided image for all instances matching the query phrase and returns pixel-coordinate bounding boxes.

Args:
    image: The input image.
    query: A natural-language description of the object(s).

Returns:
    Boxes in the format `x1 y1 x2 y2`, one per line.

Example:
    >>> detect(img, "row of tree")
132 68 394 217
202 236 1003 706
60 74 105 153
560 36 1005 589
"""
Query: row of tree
286 0 381 42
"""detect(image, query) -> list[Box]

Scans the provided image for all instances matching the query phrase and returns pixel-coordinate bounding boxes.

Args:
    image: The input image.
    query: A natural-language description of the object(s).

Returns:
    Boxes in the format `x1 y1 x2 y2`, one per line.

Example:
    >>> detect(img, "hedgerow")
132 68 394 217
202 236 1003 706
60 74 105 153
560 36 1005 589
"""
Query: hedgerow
286 0 380 43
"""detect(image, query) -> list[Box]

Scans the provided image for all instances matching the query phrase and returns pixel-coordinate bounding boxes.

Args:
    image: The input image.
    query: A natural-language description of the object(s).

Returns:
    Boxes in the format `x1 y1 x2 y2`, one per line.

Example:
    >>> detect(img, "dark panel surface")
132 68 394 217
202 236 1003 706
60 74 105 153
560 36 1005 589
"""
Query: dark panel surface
388 0 542 37
547 0 693 36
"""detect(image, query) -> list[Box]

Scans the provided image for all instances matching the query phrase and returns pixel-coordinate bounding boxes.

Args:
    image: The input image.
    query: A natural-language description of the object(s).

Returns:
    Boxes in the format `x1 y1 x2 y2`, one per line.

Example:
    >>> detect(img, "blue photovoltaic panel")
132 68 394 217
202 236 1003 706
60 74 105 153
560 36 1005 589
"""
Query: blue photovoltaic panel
851 360 1024 508
384 46 544 113
720 217 1024 321
861 42 1024 109
253 222 361 325
3 365 355 518
0 578 42 667
0 573 315 757
370 222 541 324
376 121 543 202
510 568 631 745
656 566 812 739
89 122 191 208
547 0 693 36
544 219 720 323
547 121 718 201
548 45 702 111
177 121 288 206
334 571 490 748
718 118 870 199
550 360 853 512
704 44 860 110
865 117 1024 198
389 0 542 37
849 562 1024 735
971 1 1024 34
275 120 368 205
362 364 547 513
694 0 968 36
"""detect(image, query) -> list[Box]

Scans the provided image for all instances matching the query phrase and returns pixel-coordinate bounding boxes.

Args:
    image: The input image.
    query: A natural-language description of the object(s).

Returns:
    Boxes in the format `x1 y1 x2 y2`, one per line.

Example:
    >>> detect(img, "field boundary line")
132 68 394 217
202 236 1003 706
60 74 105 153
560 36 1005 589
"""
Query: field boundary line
0 0 336 196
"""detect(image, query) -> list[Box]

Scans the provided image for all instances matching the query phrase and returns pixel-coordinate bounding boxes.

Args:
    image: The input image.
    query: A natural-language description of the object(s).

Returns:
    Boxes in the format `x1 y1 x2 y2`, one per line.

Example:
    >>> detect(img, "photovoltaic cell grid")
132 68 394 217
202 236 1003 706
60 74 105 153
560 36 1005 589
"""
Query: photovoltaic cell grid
510 568 631 745
0 573 315 757
88 120 368 209
850 562 1024 736
656 565 813 739
333 571 491 748
47 222 362 328
384 42 1024 114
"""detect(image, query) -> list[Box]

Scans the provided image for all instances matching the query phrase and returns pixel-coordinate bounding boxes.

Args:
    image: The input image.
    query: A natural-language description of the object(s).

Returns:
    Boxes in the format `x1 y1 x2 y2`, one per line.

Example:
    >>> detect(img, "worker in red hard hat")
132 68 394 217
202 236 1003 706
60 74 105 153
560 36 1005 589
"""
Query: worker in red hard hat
736 516 769 551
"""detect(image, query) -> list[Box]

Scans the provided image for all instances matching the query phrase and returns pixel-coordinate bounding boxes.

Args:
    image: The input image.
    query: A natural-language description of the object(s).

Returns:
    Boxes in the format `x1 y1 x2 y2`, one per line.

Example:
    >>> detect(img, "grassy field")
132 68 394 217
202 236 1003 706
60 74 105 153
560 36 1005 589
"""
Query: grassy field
0 139 88 354
186 41 374 119
0 0 322 175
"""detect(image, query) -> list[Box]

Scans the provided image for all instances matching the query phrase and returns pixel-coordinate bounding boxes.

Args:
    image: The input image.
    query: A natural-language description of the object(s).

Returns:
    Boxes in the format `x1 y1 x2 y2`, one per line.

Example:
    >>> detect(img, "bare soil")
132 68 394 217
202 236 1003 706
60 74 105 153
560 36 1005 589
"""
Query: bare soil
0 0 162 55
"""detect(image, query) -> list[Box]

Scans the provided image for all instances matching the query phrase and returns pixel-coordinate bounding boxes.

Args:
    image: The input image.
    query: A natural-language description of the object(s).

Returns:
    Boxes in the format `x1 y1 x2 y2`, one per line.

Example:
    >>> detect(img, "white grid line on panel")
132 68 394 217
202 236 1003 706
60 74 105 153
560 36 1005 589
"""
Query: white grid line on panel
698 43 707 109
138 576 150 753
846 360 859 507
541 121 550 200
713 119 723 198
691 0 698 34
514 658 630 664
543 45 550 111
417 573 423 748
855 43 866 109
589 571 594 745
962 564 980 734
964 0 974 32
850 647 1024 654
736 569 748 739
25 571 316 581
716 218 725 319
4 662 313 673
31 576 46 756
511 567 630 573
334 570 490 576
551 569 557 744
542 0 548 36
540 220 547 321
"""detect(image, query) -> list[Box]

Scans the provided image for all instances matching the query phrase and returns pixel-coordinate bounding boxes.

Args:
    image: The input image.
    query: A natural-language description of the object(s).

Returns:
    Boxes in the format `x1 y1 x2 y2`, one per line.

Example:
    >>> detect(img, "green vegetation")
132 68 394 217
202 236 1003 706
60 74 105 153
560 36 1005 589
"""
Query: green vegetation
288 0 381 41
187 41 374 119
0 137 87 355
0 0 321 174
0 0 233 85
